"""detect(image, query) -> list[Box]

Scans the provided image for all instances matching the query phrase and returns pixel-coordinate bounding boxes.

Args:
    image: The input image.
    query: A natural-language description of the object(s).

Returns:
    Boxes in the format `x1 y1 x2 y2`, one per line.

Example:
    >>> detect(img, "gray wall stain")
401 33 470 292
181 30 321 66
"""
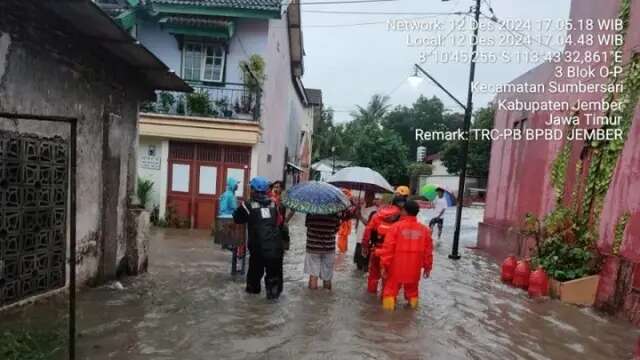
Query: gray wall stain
0 32 10 85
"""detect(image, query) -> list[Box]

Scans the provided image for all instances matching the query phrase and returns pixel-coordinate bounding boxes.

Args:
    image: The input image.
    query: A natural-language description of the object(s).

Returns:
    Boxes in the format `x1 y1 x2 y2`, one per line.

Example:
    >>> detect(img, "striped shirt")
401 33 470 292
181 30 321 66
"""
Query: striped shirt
305 214 341 254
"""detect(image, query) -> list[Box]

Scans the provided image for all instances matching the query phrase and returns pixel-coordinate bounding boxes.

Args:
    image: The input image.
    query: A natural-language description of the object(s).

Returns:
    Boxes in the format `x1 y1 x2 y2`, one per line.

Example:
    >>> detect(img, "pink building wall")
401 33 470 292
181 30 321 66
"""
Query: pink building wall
478 0 640 322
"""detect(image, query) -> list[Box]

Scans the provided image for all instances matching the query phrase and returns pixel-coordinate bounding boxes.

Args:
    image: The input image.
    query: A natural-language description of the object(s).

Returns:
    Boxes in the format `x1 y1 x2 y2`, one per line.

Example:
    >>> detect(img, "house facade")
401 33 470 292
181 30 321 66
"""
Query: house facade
419 153 481 199
477 0 640 324
98 0 315 229
0 0 189 308
311 159 352 182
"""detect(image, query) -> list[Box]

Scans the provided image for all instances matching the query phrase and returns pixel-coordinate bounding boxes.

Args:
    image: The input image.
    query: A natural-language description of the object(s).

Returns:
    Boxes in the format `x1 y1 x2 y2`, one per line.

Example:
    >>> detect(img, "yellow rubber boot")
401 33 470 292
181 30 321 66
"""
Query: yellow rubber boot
382 297 396 310
408 297 419 309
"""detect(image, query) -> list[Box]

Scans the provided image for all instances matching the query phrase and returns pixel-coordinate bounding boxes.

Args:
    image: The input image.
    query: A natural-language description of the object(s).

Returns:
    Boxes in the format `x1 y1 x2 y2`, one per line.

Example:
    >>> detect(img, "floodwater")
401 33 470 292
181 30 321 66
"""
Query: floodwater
71 209 640 358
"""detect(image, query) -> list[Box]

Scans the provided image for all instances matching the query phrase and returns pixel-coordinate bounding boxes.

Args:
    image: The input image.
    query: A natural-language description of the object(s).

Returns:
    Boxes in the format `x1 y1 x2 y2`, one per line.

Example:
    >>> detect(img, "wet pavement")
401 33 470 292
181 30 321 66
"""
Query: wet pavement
4 208 638 359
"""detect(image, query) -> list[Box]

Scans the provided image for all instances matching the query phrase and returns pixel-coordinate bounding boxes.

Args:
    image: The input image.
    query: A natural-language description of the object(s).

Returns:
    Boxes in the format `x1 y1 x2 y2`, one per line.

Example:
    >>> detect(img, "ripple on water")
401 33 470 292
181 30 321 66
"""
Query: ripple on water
72 212 639 360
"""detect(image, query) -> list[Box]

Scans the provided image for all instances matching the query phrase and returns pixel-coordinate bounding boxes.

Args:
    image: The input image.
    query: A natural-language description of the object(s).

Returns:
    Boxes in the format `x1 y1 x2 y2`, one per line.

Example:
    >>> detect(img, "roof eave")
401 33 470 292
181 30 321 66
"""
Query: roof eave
45 0 191 93
153 3 281 20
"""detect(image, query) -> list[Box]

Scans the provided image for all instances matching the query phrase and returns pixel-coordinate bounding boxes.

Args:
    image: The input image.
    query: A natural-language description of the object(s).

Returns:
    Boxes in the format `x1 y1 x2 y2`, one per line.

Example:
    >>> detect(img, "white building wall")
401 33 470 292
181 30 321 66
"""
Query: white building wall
431 160 450 176
136 19 268 83
136 20 182 74
226 20 269 83
419 175 479 195
257 15 309 181
137 136 169 217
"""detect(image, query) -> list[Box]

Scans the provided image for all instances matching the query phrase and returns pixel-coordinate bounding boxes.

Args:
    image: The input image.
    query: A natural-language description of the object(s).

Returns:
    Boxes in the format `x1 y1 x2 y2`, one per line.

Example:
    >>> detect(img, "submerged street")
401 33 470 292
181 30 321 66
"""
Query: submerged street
67 208 638 359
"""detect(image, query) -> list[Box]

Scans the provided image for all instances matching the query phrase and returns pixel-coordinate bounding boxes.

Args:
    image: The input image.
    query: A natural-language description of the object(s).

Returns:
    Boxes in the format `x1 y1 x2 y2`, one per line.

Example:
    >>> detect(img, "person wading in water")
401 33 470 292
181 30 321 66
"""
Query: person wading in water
233 177 284 300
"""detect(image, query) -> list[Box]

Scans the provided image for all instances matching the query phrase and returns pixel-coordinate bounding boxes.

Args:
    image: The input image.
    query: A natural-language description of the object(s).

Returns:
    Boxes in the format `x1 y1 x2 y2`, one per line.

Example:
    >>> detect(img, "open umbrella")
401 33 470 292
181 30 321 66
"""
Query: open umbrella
420 184 438 201
421 184 456 206
282 181 351 215
326 167 394 193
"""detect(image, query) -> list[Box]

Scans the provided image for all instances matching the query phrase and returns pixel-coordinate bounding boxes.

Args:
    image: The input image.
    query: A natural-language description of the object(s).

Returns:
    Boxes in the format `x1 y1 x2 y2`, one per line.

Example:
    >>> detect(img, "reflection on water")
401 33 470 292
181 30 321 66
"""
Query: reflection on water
71 208 637 359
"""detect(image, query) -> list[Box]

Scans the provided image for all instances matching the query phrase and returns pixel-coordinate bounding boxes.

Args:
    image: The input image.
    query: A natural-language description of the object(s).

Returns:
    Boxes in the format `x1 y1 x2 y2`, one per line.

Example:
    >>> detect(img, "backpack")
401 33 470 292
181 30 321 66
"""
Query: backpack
246 200 283 259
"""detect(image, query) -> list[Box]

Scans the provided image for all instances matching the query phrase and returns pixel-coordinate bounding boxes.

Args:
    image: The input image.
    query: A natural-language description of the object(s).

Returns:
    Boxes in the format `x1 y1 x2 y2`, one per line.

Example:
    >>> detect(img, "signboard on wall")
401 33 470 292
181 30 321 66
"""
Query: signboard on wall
140 155 161 170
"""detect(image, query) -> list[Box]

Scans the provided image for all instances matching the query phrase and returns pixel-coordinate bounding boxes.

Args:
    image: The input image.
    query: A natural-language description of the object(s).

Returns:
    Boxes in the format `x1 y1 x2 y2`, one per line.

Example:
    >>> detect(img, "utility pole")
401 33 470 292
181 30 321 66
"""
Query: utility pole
449 0 482 260
331 146 336 175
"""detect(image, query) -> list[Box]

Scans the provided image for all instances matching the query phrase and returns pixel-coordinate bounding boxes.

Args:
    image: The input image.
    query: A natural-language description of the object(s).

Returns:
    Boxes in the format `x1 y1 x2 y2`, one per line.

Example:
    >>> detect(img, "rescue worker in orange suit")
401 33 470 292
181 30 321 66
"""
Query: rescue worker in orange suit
337 189 354 253
361 186 410 294
377 200 433 310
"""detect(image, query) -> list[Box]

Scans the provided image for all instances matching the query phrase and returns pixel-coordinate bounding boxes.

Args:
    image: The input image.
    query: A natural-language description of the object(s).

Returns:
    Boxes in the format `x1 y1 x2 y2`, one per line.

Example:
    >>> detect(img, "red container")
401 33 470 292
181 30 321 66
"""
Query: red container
512 260 531 289
501 256 518 282
528 267 549 297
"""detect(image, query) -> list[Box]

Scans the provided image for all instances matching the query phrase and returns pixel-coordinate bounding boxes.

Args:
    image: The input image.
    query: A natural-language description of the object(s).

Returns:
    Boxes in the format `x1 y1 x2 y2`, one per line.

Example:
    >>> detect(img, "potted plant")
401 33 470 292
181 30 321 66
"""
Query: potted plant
186 90 210 116
176 95 186 115
524 208 601 306
136 178 154 210
238 54 265 117
214 97 232 118
140 101 155 113
158 91 176 113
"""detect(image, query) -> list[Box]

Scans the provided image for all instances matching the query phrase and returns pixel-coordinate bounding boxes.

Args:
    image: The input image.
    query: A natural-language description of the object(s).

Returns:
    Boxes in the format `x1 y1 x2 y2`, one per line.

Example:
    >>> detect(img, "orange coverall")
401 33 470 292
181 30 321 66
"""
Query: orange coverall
362 205 401 293
376 216 433 303
337 189 354 253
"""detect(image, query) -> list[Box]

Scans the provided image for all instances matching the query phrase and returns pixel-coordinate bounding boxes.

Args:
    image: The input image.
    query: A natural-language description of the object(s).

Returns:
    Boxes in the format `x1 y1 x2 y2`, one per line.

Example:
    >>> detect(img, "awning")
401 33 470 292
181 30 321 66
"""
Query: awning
287 162 305 172
159 15 235 39
44 0 192 93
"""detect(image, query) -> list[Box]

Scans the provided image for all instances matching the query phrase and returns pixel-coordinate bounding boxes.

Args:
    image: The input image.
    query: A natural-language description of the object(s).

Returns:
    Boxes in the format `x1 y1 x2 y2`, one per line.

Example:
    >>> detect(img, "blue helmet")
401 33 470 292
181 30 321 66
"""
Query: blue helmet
249 176 270 192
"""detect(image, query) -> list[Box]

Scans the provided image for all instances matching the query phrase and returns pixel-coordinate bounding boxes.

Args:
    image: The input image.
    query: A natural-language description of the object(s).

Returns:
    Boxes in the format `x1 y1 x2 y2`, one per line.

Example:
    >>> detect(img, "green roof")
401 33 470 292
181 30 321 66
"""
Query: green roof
150 0 281 12
159 15 236 39
162 15 233 28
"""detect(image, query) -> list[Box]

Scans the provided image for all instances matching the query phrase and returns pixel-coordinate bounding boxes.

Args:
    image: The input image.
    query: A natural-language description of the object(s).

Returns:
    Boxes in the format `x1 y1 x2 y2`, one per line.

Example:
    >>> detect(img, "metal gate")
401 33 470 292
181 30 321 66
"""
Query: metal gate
0 130 68 306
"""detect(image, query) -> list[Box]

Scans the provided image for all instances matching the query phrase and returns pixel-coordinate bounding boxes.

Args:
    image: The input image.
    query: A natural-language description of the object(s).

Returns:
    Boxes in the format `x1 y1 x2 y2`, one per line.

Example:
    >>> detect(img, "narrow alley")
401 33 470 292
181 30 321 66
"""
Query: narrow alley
67 209 638 360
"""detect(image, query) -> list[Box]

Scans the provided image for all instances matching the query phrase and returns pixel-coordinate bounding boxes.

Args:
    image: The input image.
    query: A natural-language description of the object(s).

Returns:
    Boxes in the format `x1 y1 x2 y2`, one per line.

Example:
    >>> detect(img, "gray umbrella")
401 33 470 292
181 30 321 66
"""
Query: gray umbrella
326 167 394 193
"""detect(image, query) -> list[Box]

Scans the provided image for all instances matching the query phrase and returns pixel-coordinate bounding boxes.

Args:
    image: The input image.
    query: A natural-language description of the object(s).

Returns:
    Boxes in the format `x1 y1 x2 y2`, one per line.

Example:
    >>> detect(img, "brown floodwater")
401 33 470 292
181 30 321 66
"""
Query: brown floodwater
4 209 637 359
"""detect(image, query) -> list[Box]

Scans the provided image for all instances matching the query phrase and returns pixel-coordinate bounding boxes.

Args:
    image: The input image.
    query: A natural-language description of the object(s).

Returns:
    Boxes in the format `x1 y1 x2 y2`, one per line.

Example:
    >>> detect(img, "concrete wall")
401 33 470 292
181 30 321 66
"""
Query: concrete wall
0 1 148 288
478 0 640 323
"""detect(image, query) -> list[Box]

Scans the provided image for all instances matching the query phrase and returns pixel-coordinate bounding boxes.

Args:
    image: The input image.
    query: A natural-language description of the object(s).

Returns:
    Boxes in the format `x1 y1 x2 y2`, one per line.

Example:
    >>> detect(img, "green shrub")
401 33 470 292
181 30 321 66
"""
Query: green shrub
0 329 64 360
535 238 595 282
186 91 210 115
524 207 598 282
137 178 154 209
158 92 176 113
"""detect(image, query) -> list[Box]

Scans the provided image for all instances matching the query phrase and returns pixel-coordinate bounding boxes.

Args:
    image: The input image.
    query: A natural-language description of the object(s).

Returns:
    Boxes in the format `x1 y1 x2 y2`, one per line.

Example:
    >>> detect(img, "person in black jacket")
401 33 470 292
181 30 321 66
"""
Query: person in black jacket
233 176 284 300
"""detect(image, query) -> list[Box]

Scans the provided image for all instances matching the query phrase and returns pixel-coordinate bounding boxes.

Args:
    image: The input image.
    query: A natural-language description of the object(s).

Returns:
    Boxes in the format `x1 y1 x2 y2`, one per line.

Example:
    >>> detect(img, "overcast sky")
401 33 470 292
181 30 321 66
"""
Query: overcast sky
300 0 572 122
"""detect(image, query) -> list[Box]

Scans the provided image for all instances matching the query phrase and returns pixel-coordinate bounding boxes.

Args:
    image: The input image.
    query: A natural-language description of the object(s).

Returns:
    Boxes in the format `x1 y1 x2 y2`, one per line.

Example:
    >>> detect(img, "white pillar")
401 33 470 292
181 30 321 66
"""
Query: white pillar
250 144 259 179
159 139 169 219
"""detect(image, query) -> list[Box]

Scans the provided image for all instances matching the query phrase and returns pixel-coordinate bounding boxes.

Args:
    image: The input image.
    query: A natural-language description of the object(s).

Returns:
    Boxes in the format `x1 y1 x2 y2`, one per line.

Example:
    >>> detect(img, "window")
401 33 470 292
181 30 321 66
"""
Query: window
182 42 225 82
198 166 218 195
171 164 190 192
227 168 245 197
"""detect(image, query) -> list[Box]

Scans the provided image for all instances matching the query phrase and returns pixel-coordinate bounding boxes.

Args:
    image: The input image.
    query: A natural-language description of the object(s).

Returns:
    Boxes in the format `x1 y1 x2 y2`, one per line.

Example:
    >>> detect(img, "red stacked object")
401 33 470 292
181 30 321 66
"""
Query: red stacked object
512 260 531 289
501 256 518 282
528 267 549 297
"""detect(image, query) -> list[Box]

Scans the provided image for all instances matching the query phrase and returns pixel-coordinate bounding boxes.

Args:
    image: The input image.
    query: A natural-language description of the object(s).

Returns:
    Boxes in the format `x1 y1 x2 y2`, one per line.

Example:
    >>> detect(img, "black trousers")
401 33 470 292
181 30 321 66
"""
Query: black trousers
246 251 283 298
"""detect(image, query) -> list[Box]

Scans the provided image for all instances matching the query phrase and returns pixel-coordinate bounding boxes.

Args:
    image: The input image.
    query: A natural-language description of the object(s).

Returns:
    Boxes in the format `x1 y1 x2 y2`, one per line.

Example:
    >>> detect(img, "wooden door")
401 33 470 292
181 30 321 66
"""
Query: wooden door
167 142 251 229
194 144 222 229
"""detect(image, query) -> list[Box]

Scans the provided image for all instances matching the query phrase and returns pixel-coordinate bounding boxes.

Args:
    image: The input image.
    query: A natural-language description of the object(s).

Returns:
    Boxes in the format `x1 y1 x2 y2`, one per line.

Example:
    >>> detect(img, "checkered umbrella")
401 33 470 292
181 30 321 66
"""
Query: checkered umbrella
282 181 351 215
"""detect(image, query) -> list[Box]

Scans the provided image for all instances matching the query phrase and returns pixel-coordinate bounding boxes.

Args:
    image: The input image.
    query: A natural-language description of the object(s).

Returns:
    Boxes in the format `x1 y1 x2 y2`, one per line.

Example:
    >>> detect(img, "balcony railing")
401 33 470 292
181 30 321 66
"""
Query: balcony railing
141 83 261 122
